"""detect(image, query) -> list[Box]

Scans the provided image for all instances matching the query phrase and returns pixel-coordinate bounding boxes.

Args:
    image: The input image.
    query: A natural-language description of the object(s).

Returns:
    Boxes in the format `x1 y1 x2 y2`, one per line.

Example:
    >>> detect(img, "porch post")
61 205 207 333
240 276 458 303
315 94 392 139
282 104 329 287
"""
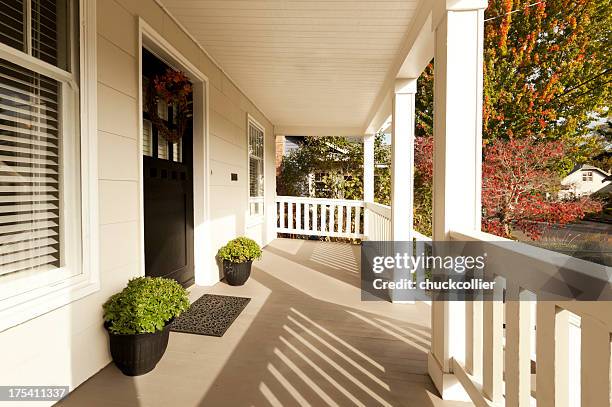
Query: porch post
391 78 416 242
363 134 375 203
389 79 417 303
363 133 375 239
428 0 486 401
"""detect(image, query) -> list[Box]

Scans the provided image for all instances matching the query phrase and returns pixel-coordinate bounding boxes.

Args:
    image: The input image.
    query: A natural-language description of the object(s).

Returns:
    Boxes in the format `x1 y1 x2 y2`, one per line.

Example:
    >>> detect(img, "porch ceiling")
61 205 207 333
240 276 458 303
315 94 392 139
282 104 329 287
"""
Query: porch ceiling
159 0 430 136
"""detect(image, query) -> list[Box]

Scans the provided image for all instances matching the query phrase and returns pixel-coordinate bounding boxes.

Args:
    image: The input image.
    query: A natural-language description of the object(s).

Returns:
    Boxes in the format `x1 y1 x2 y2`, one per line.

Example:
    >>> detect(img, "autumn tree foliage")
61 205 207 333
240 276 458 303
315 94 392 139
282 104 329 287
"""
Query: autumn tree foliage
412 0 610 238
483 0 611 166
482 138 602 238
413 137 603 238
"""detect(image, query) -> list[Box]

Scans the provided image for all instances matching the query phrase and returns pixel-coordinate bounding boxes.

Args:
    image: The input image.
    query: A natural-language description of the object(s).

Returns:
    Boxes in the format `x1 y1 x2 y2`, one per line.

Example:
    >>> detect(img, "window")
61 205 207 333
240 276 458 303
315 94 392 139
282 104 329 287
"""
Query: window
582 171 593 182
141 49 188 164
248 117 264 219
0 0 96 328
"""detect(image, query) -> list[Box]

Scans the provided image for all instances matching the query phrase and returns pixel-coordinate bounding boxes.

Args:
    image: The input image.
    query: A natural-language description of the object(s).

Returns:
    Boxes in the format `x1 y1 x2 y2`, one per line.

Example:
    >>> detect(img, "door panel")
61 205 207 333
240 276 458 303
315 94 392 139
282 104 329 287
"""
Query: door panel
142 48 194 287
144 157 194 285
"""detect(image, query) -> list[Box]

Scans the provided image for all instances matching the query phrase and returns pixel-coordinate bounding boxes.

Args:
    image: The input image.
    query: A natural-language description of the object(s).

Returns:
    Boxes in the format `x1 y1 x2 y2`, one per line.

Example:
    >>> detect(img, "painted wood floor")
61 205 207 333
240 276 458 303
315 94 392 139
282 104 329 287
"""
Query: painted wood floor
59 239 472 407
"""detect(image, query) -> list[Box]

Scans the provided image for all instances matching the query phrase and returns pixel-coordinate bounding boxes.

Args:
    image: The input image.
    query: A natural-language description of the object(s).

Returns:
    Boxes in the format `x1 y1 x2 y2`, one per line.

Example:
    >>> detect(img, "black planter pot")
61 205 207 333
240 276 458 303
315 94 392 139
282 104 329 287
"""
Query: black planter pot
105 319 173 376
223 260 252 286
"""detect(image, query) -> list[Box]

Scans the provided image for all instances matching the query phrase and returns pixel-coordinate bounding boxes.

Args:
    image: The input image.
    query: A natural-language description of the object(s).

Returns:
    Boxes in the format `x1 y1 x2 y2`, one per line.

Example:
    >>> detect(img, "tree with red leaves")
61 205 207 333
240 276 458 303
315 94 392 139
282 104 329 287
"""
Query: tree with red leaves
481 138 602 239
413 137 602 238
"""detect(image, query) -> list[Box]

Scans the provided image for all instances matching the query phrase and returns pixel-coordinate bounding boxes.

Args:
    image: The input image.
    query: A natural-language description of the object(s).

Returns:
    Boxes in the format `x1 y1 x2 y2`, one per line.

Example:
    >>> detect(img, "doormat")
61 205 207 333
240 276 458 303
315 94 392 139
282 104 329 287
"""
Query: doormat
171 294 251 337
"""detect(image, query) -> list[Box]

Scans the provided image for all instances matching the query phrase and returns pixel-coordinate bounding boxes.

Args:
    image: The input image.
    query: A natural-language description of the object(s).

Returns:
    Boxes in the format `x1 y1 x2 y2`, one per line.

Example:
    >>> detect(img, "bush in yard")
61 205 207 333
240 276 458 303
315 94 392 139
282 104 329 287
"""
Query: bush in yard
103 277 190 335
217 236 262 263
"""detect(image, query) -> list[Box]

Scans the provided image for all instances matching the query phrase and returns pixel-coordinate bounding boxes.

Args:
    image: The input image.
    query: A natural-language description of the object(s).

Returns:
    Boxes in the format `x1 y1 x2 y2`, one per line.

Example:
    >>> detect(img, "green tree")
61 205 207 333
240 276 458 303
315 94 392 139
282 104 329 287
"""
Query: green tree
277 134 390 204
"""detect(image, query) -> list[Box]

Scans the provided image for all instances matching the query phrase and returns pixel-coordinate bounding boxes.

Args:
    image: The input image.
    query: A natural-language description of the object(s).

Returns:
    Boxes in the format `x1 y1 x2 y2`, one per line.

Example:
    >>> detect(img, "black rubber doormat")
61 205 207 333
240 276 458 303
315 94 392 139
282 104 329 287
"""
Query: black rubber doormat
171 294 251 337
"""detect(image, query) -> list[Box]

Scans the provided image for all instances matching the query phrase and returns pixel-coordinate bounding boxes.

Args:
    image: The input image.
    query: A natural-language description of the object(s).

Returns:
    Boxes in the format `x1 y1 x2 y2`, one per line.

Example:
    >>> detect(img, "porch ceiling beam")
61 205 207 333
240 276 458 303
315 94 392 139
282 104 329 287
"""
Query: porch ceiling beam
273 125 364 138
362 0 434 135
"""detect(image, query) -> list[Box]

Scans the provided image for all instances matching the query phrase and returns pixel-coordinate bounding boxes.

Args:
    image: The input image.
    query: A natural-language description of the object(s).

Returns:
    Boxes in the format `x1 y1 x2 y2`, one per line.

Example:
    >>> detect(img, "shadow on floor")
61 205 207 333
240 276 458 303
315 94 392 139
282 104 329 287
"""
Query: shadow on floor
59 239 470 407
196 269 442 407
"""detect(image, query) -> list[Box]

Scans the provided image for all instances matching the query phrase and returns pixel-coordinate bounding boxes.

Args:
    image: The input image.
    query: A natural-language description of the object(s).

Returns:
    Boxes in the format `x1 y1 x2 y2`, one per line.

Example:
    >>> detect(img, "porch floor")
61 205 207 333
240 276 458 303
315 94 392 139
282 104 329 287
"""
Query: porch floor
59 239 472 407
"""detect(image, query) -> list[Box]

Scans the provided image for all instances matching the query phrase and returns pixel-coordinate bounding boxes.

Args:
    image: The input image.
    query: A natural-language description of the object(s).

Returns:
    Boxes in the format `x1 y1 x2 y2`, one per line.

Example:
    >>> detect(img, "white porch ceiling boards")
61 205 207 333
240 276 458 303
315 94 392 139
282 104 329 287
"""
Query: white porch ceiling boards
160 0 422 134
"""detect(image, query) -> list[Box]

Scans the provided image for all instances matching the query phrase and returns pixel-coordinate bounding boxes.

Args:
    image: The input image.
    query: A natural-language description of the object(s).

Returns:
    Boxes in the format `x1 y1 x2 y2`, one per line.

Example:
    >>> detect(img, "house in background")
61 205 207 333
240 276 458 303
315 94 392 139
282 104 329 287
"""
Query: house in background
274 135 304 176
561 164 610 197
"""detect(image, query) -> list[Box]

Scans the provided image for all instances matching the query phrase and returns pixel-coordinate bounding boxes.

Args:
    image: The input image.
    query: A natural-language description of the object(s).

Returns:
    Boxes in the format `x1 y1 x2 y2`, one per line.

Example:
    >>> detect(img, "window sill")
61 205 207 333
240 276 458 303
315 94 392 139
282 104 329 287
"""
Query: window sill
0 275 100 333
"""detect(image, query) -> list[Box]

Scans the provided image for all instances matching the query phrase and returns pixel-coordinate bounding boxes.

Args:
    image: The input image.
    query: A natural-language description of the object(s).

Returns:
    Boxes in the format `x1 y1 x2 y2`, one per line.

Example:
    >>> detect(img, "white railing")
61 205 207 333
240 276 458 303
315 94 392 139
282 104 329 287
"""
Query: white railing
276 196 364 239
447 229 612 407
364 201 391 241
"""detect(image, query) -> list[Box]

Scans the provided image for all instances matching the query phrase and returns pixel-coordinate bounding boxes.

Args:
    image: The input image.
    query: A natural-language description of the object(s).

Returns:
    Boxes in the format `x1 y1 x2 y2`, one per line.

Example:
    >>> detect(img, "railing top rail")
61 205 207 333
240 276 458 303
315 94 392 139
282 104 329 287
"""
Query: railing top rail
450 228 612 326
276 195 365 205
412 230 432 242
364 201 391 218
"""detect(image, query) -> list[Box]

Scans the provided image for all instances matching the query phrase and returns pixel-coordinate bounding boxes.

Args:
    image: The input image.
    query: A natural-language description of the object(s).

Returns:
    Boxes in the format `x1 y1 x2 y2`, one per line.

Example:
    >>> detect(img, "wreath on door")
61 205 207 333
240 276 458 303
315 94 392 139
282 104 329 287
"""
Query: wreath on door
146 69 193 143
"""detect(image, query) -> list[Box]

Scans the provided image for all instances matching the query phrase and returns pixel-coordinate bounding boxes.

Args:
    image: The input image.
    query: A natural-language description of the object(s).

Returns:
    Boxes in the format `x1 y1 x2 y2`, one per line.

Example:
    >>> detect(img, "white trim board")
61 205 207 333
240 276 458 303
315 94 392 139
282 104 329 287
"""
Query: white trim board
137 19 215 287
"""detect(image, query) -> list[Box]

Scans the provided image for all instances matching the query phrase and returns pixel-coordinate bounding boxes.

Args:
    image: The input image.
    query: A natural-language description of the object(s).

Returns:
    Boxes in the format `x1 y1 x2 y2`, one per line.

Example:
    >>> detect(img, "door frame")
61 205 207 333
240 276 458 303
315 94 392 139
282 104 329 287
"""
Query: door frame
138 19 213 286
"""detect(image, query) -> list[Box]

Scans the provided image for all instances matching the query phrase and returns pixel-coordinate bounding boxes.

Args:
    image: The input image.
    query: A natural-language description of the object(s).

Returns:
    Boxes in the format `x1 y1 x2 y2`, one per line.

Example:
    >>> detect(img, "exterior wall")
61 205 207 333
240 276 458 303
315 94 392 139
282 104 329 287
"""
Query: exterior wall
561 169 609 197
0 0 275 399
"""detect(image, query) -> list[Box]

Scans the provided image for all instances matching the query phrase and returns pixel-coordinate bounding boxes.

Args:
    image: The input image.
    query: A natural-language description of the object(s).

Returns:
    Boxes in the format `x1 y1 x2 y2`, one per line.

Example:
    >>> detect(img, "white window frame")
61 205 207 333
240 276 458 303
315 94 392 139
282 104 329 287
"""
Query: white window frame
247 115 265 226
0 0 99 332
582 171 593 182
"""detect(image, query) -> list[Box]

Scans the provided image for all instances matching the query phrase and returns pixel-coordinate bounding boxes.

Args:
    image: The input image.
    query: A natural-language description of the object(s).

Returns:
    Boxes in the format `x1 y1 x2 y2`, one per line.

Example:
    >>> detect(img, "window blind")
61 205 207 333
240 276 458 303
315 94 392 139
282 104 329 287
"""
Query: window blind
0 0 71 280
0 0 25 53
32 0 70 71
0 59 60 277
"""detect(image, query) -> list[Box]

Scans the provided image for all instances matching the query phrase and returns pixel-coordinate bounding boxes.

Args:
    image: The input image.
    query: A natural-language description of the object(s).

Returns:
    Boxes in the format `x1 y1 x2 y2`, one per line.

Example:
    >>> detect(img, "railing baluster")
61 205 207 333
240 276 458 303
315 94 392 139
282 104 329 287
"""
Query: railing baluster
354 205 361 236
505 283 532 406
465 299 482 379
329 204 335 234
337 205 343 235
279 199 285 229
483 276 504 403
536 301 556 407
321 204 327 233
581 314 611 407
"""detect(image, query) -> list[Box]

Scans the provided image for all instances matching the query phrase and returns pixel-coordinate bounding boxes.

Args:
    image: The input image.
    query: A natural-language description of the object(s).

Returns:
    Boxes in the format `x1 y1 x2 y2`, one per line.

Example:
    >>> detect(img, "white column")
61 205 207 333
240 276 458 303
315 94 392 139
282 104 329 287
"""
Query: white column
428 0 486 401
391 78 416 242
389 79 416 303
363 134 375 240
363 134 375 203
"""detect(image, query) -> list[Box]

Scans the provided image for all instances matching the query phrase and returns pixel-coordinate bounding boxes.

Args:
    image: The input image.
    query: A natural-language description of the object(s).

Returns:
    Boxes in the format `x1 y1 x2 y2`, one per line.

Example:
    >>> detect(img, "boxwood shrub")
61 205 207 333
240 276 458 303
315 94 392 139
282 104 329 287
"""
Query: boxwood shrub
217 236 262 263
103 277 190 335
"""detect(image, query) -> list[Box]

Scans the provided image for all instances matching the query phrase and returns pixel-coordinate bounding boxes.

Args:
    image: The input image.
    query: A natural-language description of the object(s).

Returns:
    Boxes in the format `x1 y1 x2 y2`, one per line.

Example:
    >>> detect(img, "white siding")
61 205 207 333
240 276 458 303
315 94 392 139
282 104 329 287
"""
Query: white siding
0 0 275 398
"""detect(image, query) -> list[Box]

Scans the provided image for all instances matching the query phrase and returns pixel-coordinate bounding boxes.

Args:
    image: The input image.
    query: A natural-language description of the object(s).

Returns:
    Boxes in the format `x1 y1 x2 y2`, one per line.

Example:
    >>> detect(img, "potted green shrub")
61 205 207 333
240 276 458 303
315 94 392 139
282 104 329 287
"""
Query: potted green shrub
217 236 262 285
102 277 190 376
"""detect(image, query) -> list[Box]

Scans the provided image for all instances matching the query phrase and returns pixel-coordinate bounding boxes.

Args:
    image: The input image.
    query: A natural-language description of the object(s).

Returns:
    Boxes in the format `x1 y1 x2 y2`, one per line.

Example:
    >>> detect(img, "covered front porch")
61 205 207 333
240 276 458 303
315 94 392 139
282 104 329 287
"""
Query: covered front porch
60 239 467 407
1 0 610 405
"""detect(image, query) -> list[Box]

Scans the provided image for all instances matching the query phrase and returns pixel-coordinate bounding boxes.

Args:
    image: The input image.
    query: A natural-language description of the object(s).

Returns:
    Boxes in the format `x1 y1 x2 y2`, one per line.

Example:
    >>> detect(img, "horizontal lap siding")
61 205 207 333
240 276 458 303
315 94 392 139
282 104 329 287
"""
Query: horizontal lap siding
0 0 274 396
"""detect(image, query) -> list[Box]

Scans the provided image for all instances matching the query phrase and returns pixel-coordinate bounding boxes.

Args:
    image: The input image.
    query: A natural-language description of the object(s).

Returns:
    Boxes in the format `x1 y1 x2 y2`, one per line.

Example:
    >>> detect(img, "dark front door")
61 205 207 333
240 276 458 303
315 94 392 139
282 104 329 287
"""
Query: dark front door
142 48 194 287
